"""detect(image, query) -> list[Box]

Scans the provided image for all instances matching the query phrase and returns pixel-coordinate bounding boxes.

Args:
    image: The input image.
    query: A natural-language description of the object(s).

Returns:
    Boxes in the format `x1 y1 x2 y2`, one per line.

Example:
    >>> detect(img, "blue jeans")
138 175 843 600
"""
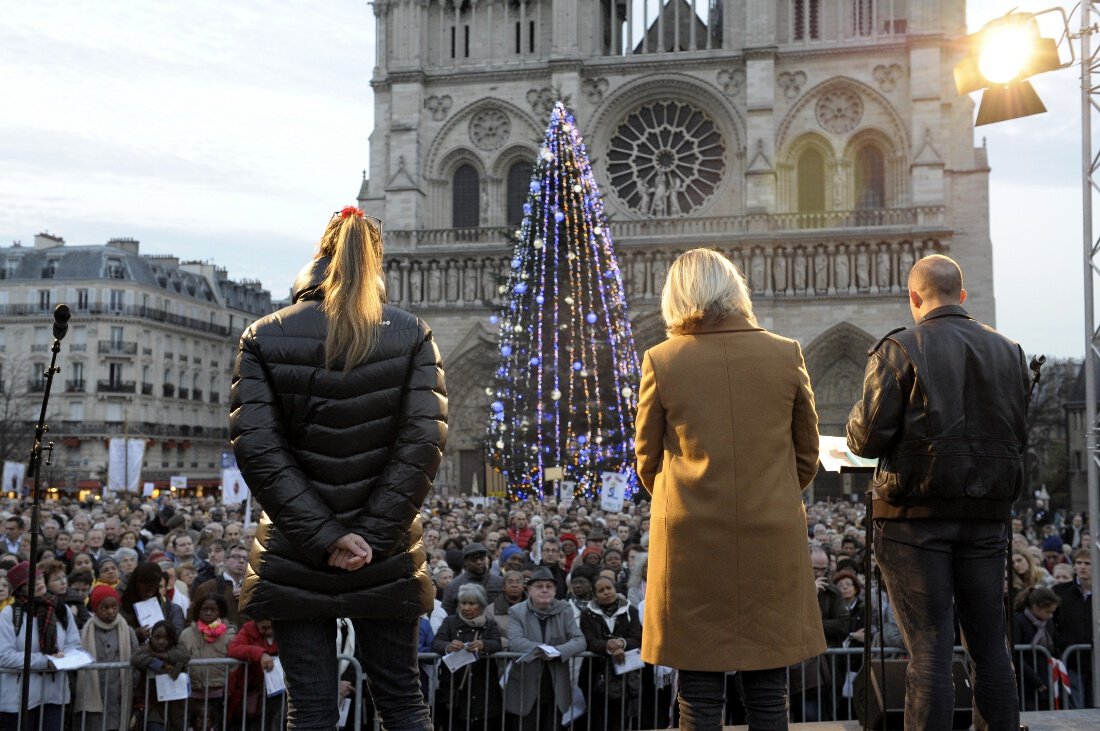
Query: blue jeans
274 617 431 731
875 519 1019 731
678 667 788 731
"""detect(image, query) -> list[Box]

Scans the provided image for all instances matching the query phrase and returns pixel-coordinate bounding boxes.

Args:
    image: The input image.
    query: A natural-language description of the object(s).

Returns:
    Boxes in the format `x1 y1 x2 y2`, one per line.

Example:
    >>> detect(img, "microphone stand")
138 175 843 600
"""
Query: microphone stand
20 308 67 731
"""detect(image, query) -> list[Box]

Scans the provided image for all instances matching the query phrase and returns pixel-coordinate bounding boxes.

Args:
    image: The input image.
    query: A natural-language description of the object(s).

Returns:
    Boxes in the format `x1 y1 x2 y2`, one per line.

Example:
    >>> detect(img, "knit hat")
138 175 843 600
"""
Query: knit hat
1042 536 1064 553
6 561 35 592
500 545 524 564
559 533 578 547
89 585 120 612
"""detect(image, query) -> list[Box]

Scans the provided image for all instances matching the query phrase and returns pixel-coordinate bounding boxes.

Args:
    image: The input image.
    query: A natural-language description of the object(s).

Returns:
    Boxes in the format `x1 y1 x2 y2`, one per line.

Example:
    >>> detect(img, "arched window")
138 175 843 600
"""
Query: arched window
452 164 480 228
794 0 821 41
854 145 886 209
506 161 532 225
797 148 826 212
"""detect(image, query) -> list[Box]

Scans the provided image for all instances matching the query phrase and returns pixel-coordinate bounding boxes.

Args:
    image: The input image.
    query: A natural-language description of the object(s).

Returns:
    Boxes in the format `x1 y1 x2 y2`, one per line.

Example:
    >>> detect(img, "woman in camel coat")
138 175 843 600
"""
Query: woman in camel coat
635 248 826 731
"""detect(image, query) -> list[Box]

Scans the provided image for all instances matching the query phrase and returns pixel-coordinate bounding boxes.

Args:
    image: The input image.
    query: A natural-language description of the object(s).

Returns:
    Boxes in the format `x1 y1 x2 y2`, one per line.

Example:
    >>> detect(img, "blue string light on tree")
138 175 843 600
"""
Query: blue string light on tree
485 101 642 503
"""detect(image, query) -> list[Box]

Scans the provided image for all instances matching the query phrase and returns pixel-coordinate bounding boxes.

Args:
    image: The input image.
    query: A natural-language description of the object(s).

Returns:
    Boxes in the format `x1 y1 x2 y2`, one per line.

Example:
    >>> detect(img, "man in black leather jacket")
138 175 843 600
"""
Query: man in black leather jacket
847 254 1028 731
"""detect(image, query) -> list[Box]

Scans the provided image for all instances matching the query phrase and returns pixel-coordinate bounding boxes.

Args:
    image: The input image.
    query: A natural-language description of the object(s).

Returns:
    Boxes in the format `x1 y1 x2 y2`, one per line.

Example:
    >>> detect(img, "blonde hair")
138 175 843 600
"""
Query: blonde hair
660 248 757 336
317 213 386 371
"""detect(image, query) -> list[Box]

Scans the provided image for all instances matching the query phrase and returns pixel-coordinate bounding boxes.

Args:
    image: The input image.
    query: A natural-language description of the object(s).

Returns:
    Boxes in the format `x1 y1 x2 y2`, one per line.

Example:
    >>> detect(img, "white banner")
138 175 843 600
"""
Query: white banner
558 481 576 508
169 475 188 491
107 438 145 493
142 482 155 497
221 468 247 505
2 461 27 496
599 472 628 513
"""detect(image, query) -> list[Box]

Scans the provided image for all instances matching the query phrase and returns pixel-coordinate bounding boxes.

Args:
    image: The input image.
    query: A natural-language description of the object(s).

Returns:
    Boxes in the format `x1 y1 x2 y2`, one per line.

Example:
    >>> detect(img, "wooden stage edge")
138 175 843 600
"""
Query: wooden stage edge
657 708 1100 730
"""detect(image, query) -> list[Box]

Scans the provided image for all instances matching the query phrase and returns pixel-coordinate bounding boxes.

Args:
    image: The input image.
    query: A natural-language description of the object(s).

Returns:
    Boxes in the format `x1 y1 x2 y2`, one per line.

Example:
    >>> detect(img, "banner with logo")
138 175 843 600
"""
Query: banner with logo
169 475 188 491
107 438 145 493
599 472 628 513
222 468 248 505
2 461 26 496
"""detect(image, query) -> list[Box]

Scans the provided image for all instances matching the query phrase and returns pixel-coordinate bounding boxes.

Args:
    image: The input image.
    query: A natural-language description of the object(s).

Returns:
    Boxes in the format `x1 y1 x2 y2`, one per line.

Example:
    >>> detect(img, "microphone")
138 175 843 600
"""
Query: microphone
53 304 71 341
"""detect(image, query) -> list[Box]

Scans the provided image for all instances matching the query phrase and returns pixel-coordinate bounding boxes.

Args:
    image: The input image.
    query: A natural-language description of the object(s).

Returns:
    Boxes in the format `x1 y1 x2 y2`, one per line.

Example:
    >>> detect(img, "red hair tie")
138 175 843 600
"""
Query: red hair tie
339 206 364 219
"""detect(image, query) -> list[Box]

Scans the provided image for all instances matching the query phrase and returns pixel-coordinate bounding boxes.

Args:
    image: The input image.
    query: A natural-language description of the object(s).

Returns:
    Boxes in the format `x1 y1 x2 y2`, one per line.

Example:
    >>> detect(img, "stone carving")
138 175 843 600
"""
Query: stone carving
631 254 648 298
445 261 459 302
386 262 403 303
813 245 829 293
608 100 726 216
650 253 668 294
816 88 864 134
409 262 424 303
875 243 892 290
855 244 871 290
526 87 556 118
897 241 915 287
463 260 479 302
778 70 807 100
792 247 808 291
469 108 511 151
425 95 453 122
873 63 905 93
773 246 788 294
834 244 850 292
582 77 609 103
427 261 443 303
481 259 497 305
750 249 766 293
717 68 746 97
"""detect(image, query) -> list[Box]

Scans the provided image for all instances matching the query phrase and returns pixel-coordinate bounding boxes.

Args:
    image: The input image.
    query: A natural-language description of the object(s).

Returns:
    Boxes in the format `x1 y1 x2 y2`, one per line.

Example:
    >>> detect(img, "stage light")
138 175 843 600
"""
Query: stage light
954 10 1066 126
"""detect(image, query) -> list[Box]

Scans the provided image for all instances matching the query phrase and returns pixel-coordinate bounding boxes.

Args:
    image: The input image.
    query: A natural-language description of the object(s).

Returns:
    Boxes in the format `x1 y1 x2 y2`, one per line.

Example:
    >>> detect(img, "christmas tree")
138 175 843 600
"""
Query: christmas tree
485 102 641 502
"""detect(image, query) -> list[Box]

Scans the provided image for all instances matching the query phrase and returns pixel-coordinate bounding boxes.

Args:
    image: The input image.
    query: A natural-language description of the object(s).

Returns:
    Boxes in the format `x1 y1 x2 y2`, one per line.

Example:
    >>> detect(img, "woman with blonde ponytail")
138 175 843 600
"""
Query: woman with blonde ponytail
231 206 447 730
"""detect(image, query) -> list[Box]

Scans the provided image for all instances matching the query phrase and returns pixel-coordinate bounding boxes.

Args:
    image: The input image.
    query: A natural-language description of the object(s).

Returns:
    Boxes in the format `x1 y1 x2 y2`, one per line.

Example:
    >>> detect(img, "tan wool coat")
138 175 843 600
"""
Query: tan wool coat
635 314 826 671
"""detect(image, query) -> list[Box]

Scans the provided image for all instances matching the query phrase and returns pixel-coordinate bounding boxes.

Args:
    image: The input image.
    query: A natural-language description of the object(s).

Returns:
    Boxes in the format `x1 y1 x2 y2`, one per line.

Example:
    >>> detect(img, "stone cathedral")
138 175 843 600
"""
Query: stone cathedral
358 0 992 496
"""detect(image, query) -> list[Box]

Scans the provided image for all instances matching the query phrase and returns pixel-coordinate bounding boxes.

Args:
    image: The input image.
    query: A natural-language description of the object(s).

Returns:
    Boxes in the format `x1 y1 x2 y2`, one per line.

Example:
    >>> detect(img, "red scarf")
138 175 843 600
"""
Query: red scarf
197 619 227 643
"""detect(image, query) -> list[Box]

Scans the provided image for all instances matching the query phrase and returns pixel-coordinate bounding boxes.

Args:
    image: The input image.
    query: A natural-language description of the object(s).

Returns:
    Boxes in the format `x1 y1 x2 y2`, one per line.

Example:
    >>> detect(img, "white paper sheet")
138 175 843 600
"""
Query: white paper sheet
537 644 560 658
561 685 587 725
264 657 286 696
133 597 165 629
612 648 645 675
155 672 190 702
338 697 351 726
441 648 478 672
49 649 94 670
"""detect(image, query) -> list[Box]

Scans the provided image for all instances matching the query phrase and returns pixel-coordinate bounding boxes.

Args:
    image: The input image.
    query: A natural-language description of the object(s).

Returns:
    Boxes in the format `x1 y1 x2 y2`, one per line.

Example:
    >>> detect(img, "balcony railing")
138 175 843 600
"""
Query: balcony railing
97 380 136 394
47 420 230 439
209 392 220 404
27 380 45 393
0 304 233 337
31 344 48 352
141 382 154 395
178 388 190 399
192 389 203 401
69 343 87 352
162 383 175 397
98 340 138 355
65 380 85 393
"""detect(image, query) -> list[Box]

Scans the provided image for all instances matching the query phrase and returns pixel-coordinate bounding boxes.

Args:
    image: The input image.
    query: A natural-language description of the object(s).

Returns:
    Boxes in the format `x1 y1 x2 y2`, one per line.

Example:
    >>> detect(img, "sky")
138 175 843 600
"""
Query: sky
0 1 1089 358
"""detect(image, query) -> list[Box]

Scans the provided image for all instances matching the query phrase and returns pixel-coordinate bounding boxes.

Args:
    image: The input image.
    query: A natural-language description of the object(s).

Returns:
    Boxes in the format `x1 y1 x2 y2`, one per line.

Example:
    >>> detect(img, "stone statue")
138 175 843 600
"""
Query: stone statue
651 252 669 293
409 262 424 303
876 244 892 290
793 247 807 292
855 244 871 290
427 262 443 303
387 263 403 303
632 254 648 298
834 244 850 292
773 246 788 294
463 260 479 302
649 172 670 217
445 261 459 301
751 249 766 293
813 246 829 292
897 241 915 287
481 259 498 305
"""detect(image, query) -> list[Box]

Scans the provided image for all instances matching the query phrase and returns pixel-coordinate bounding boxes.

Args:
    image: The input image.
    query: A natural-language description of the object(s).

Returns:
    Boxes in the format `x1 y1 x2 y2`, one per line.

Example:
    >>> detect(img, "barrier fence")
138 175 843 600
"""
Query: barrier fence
0 646 1093 729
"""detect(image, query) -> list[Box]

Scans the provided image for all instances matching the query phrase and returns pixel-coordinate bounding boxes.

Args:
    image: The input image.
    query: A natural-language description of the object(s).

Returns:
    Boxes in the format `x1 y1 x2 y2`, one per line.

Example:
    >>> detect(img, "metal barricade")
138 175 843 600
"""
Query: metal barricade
1061 644 1096 710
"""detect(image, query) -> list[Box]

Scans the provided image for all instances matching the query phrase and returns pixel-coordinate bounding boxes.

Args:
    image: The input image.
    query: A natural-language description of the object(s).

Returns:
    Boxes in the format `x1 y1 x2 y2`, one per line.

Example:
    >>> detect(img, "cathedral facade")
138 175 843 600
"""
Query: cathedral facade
359 0 991 495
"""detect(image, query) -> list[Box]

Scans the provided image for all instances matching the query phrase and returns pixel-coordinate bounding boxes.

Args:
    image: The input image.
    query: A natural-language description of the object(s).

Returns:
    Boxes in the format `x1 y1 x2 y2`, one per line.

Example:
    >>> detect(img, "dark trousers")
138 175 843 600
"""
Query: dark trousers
275 617 431 731
875 518 1019 731
678 667 787 731
1 705 63 731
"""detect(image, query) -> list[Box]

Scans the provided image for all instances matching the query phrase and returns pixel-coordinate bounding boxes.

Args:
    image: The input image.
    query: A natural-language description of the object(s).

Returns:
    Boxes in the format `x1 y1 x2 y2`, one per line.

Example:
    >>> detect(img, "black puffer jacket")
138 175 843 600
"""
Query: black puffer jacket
846 305 1028 521
230 256 447 620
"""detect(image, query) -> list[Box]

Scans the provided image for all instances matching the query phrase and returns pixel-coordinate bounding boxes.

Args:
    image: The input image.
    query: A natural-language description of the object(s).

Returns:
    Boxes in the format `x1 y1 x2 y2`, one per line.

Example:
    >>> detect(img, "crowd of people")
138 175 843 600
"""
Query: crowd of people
0 488 1091 729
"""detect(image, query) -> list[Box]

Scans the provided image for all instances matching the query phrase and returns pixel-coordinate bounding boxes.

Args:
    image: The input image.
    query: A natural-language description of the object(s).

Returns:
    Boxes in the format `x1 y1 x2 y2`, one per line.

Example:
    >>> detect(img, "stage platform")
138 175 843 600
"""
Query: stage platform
712 709 1100 730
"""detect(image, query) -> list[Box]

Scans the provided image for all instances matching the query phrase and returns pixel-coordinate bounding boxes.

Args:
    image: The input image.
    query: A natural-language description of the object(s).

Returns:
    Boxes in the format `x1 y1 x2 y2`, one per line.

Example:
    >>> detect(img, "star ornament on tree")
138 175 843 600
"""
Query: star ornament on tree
484 102 641 503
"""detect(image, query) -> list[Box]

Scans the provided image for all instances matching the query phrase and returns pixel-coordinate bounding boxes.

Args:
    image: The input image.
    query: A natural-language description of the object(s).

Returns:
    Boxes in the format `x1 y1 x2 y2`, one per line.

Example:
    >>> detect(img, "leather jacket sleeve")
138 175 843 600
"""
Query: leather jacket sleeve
231 332 347 566
846 342 909 459
351 321 448 558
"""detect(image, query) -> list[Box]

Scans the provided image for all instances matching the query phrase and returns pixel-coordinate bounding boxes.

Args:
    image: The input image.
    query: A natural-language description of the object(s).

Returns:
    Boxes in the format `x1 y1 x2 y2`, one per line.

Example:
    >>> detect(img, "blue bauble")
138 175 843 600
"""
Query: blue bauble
501 345 512 356
491 400 504 413
535 295 545 304
489 315 499 324
529 357 540 366
511 258 521 269
529 181 541 193
572 361 582 371
523 203 532 215
514 282 528 294
554 210 565 223
586 313 598 324
577 435 588 445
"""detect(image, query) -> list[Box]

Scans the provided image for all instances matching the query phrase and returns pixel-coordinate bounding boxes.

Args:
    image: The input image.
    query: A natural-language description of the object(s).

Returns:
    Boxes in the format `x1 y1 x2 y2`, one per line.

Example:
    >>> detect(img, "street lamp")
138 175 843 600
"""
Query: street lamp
959 4 1100 705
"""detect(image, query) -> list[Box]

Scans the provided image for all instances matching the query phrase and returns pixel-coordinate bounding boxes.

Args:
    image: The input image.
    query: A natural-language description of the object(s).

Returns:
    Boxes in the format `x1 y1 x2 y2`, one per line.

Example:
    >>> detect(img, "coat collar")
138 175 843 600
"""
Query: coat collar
291 255 331 303
918 303 972 325
681 312 763 335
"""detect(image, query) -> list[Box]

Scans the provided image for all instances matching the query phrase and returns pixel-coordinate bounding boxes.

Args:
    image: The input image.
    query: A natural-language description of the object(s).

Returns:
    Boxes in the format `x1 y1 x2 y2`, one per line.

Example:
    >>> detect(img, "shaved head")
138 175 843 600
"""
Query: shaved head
908 255 963 302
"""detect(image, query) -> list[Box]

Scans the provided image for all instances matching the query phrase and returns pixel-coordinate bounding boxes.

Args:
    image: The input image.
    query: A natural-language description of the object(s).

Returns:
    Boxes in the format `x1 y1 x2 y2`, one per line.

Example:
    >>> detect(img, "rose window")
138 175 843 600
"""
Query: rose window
607 101 726 216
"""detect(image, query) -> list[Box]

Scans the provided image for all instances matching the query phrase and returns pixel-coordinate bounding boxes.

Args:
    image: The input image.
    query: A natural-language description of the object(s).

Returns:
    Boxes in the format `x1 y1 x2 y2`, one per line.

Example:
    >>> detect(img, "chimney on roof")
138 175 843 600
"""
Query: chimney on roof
34 232 65 250
107 237 140 254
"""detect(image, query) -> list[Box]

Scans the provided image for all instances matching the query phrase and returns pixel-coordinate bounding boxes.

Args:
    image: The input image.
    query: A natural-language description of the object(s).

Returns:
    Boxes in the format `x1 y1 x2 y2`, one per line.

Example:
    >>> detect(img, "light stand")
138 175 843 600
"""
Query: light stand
20 304 69 731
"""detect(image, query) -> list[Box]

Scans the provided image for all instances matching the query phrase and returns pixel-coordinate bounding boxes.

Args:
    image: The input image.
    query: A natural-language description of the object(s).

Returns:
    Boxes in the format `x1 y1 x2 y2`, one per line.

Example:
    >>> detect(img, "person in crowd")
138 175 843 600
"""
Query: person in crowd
626 552 648 607
1013 586 1061 711
190 542 249 627
635 248 824 731
65 569 93 628
432 583 504 730
433 565 454 602
1051 563 1075 585
847 254 1028 730
2 517 25 556
508 511 535 551
504 567 587 731
103 516 122 551
74 585 139 731
1012 549 1051 610
70 550 94 577
1041 535 1069 575
86 528 109 562
94 556 123 592
568 565 599 619
180 593 237 731
832 570 865 720
538 537 568 599
0 576 11 614
230 206 447 730
0 561 82 730
1053 547 1093 708
443 543 504 615
227 616 283 731
131 619 190 731
491 570 527 646
580 544 604 569
1061 514 1087 550
579 574 643 731
559 533 579 573
192 538 227 588
115 546 140 581
51 531 71 562
121 562 184 643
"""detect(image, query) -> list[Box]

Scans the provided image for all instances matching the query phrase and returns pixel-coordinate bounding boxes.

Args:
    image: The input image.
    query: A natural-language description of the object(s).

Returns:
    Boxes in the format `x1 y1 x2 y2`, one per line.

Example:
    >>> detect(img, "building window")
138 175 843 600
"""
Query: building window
38 290 51 311
110 326 124 345
854 0 874 36
453 164 481 228
793 0 820 41
506 161 533 225
797 148 826 212
76 289 89 309
855 145 886 209
108 363 124 386
110 289 125 310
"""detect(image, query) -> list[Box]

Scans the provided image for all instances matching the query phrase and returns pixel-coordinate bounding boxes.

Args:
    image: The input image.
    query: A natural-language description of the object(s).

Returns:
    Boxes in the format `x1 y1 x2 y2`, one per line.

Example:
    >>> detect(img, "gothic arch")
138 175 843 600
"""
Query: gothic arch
424 98 542 182
433 327 499 491
589 74 745 219
437 147 488 181
779 132 837 212
843 127 902 210
489 143 538 179
803 322 875 434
